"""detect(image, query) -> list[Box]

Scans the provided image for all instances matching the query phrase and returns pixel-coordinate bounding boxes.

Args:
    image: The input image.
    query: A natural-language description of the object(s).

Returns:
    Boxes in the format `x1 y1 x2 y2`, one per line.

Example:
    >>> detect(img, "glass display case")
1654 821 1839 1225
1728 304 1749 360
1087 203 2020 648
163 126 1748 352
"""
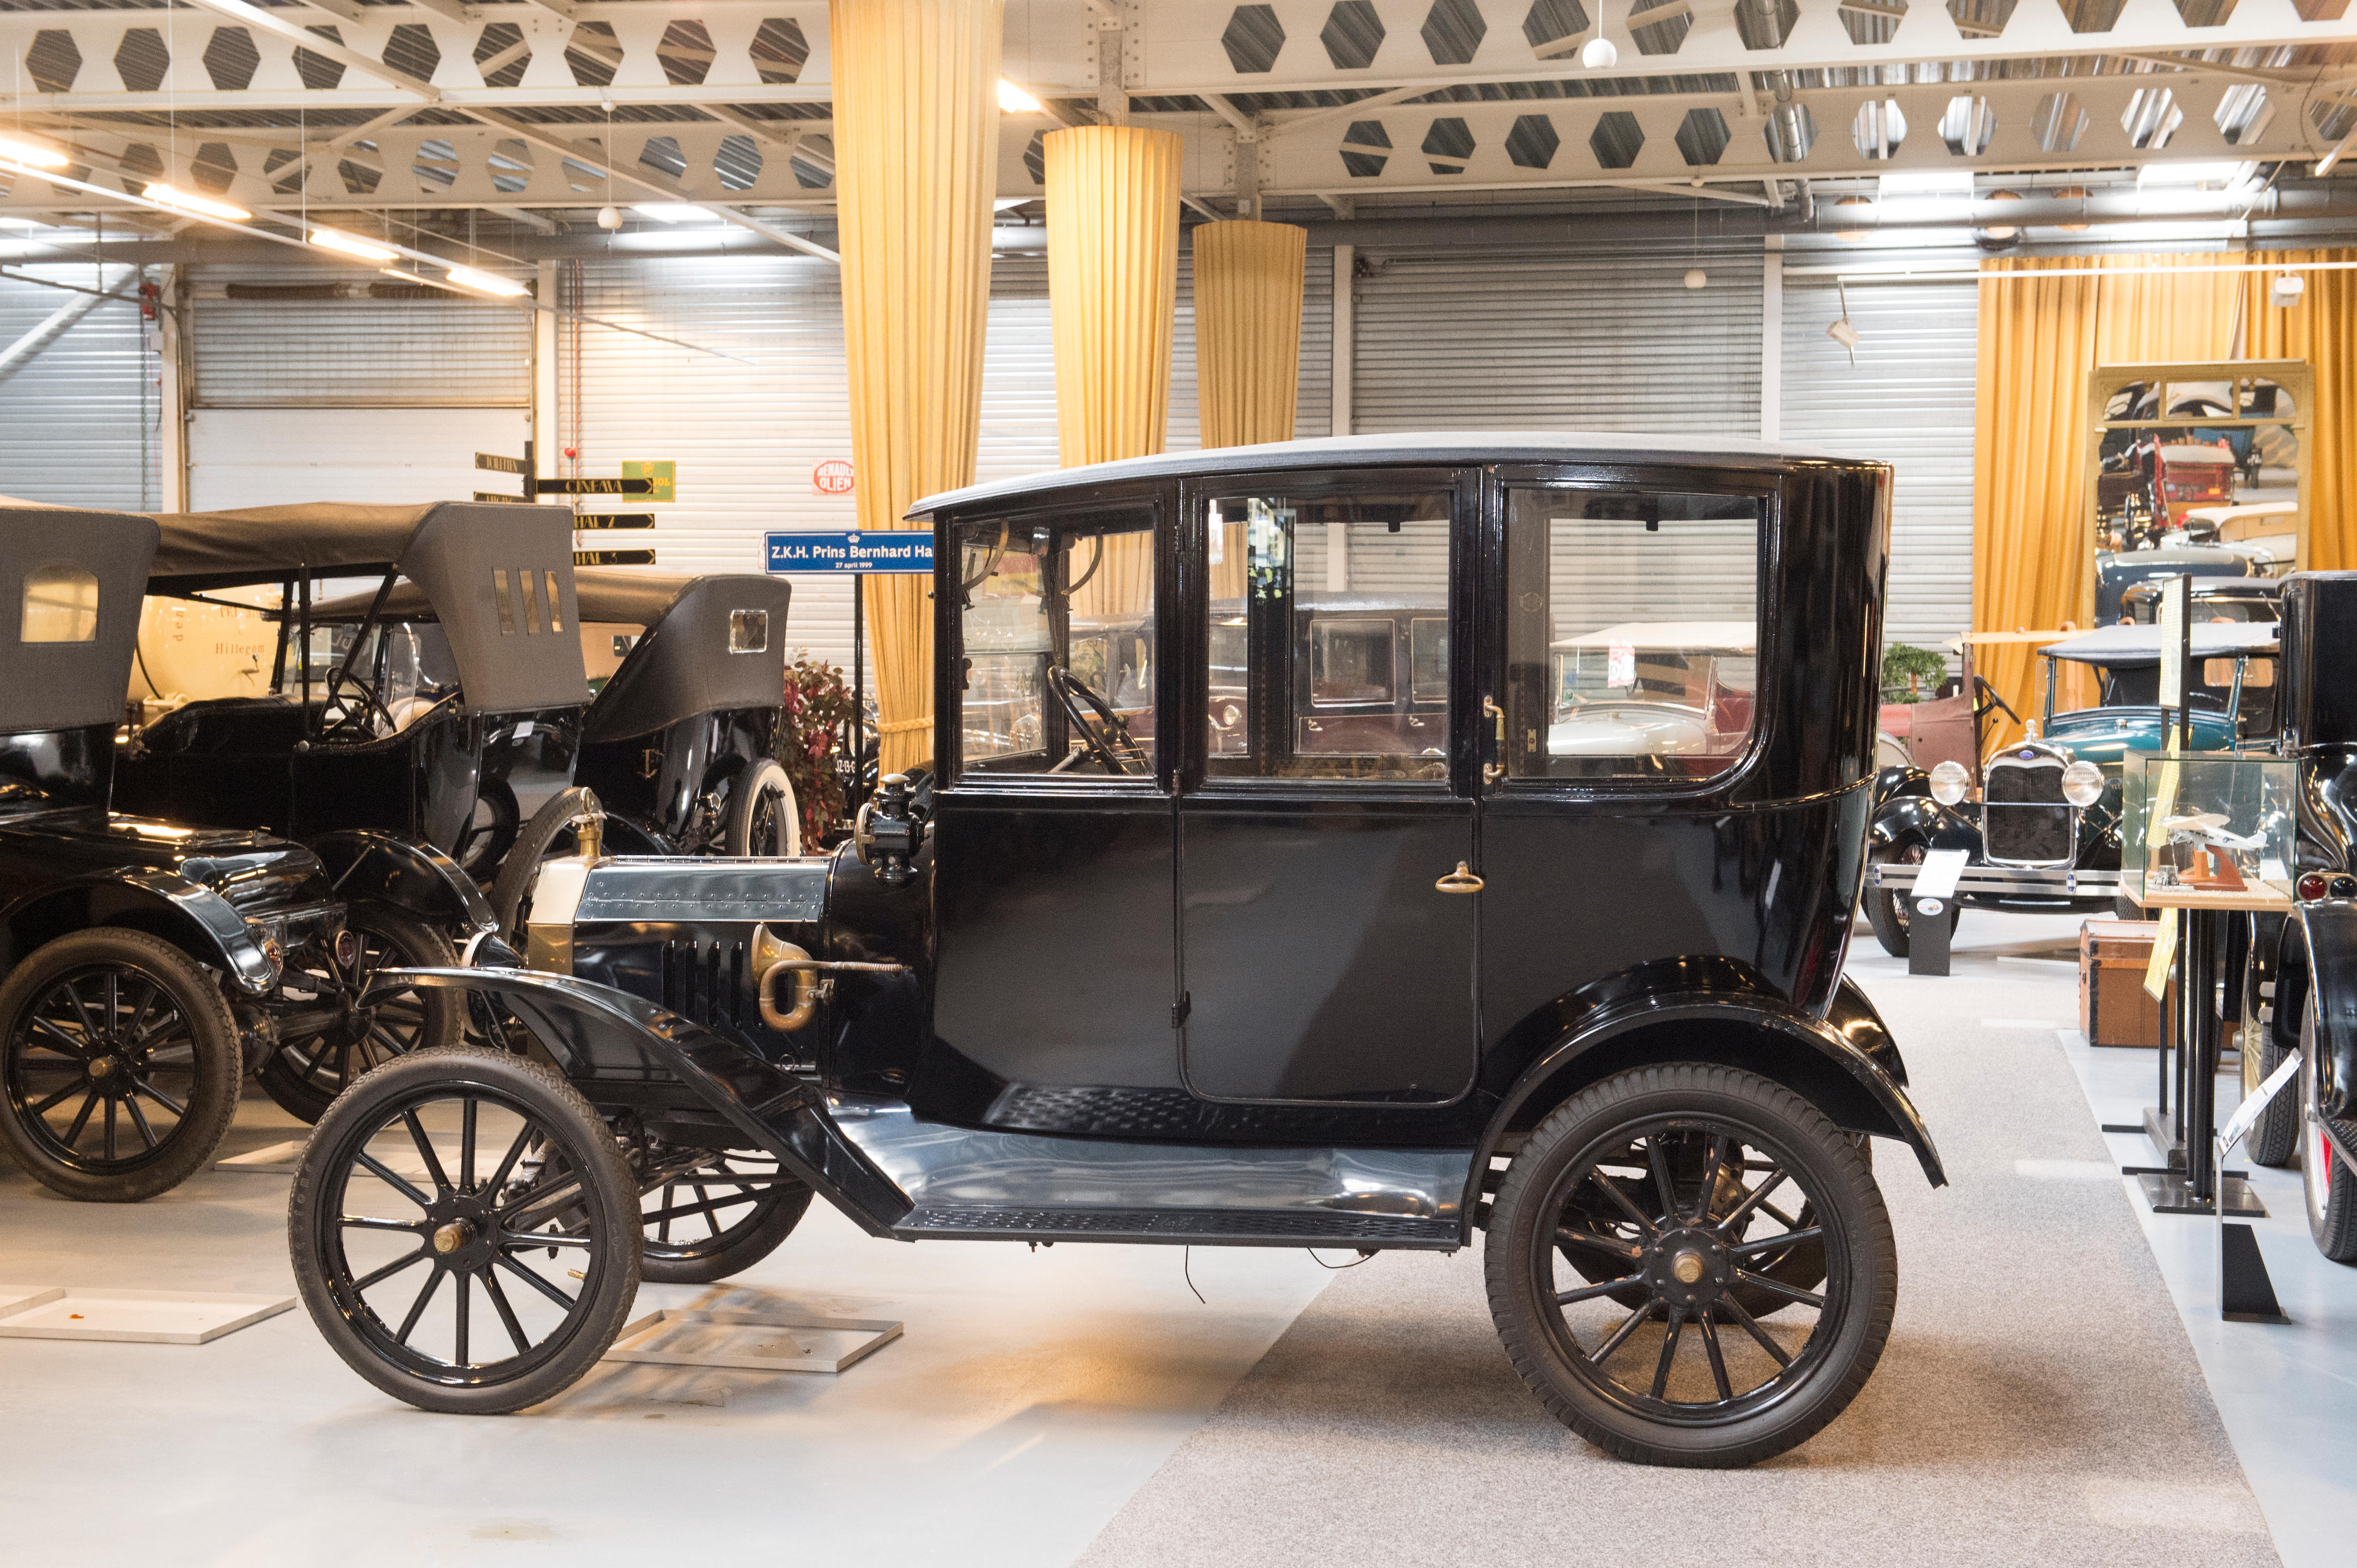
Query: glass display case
2122 750 2298 909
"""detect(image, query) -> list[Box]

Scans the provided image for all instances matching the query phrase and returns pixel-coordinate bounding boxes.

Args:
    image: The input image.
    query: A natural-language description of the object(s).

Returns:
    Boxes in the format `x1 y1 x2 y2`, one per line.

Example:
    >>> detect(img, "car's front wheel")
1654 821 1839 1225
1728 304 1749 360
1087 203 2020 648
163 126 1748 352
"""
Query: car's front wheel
1864 841 1959 959
2300 1001 2357 1263
2242 955 2298 1168
1483 1064 1896 1468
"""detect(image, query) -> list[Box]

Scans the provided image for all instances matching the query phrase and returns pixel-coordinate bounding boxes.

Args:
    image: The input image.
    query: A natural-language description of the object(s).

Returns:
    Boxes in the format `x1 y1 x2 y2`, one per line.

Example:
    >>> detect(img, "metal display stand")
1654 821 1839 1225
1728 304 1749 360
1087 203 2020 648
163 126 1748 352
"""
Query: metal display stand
1906 849 1966 977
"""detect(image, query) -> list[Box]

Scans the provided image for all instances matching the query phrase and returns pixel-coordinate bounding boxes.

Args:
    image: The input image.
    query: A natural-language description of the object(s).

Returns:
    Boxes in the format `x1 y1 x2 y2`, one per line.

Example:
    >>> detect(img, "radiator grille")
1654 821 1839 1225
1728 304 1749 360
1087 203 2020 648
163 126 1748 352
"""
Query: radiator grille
661 939 748 1030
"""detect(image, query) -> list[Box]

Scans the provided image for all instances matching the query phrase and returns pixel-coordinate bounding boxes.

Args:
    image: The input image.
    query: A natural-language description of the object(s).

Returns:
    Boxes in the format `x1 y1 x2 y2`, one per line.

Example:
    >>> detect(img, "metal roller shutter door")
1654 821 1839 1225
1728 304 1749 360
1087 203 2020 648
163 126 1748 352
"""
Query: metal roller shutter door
561 247 1336 674
0 265 159 510
1779 275 1977 659
1351 247 1763 437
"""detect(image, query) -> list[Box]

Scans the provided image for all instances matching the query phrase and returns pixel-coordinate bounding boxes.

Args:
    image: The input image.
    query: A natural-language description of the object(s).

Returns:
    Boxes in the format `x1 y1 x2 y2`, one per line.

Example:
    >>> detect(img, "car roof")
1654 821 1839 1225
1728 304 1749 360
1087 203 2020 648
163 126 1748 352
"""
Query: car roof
2042 622 2279 666
1552 620 1756 653
908 431 1873 518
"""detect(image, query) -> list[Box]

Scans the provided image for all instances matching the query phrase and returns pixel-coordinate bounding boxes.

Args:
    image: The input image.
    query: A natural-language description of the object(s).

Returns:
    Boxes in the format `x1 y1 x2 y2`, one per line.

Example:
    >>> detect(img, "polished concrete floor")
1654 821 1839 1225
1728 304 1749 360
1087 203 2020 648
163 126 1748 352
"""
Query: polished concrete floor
2 912 2349 1565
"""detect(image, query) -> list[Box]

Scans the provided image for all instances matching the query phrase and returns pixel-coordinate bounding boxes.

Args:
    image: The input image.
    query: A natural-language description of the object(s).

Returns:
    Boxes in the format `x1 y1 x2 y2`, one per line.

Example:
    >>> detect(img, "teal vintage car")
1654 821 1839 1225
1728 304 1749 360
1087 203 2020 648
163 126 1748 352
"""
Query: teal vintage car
1865 618 2279 954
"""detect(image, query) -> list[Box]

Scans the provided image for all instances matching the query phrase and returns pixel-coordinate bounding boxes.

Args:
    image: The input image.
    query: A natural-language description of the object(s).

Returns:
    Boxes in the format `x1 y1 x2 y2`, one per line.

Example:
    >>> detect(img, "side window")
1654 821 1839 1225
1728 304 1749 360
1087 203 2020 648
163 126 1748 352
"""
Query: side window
1204 489 1451 781
953 506 1156 777
1503 487 1762 782
21 564 99 643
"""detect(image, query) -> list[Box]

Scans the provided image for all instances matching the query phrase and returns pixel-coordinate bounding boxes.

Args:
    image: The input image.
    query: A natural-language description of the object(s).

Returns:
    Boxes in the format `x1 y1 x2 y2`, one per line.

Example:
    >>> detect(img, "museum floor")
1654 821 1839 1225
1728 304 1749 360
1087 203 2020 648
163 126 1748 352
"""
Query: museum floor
2 914 2345 1567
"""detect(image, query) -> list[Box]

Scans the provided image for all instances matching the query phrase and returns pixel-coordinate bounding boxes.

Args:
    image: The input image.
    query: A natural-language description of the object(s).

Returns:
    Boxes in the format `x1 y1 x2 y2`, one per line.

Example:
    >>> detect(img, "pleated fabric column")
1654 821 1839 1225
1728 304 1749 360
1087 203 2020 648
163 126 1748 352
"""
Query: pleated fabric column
1045 125 1183 467
1195 219 1307 449
1045 125 1181 622
831 0 1002 774
2240 249 2356 570
1195 220 1306 601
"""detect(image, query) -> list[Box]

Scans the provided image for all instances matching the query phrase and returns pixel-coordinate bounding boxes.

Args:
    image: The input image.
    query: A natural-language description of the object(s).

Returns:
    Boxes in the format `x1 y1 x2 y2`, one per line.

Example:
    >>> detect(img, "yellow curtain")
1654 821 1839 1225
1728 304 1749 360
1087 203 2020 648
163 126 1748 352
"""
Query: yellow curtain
1971 252 2337 742
1973 258 2099 744
1195 219 1305 603
831 0 1002 775
1045 124 1181 623
2238 249 2357 569
1194 219 1307 449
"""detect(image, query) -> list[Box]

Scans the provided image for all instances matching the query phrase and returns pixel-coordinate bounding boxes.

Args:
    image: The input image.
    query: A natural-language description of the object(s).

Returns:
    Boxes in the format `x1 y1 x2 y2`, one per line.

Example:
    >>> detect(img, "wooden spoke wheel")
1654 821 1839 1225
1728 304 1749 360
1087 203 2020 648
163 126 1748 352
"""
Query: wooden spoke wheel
723 758 801 858
259 902 461 1124
290 1048 640 1413
1485 1064 1895 1468
0 929 240 1202
639 1150 813 1283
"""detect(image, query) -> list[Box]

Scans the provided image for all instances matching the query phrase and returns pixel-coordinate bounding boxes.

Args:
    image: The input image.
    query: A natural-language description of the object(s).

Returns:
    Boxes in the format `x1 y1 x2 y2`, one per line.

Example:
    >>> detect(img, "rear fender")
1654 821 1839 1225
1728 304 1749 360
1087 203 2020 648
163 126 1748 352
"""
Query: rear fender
390 967 914 1236
2 869 279 995
312 831 497 938
1466 989 1945 1230
2294 900 2357 1119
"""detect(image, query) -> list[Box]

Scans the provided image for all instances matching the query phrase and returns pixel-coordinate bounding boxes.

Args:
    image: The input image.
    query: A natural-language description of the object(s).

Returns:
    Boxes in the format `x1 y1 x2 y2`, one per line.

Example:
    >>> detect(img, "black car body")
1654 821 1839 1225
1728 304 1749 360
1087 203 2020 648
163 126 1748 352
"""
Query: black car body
289 434 1939 1468
307 568 798 860
0 503 365 1200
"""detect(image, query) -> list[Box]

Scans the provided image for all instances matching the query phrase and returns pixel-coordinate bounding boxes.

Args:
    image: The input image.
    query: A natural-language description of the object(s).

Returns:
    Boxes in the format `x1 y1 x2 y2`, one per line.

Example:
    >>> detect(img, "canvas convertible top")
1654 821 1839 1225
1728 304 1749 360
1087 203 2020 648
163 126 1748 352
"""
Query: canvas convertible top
310 568 791 744
0 501 158 734
145 501 589 718
2041 622 2279 666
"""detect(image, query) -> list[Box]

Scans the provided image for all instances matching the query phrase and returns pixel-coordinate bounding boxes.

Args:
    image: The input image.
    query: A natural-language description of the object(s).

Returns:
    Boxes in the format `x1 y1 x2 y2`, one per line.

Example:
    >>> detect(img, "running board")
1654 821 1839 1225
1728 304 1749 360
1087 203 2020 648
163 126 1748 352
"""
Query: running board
896 1205 1461 1247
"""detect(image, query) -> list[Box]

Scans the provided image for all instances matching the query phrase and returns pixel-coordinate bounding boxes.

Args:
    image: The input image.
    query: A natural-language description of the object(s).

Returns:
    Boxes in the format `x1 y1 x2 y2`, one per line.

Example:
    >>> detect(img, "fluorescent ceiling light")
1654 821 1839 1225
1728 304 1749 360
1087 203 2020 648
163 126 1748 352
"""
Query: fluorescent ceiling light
443 265 530 298
309 226 399 263
144 182 251 223
631 203 719 224
2137 161 2255 187
997 79 1043 115
1876 170 1973 197
0 130 69 169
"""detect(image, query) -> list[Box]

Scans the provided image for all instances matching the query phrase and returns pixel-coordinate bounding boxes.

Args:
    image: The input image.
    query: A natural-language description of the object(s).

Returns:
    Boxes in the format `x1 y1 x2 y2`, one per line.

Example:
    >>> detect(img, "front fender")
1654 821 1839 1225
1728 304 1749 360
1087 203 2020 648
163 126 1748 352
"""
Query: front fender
2295 899 2357 1119
3 868 279 995
1869 794 1980 857
1872 764 1928 809
1466 989 1946 1229
389 967 914 1236
312 831 497 937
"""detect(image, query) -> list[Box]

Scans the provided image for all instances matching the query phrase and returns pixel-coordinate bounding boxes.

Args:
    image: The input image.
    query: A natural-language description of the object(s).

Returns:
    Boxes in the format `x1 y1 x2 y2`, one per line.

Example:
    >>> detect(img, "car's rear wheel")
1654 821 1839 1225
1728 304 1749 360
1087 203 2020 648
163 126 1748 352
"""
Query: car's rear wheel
1485 1064 1895 1468
259 902 462 1124
289 1046 640 1413
723 759 801 857
2242 956 2298 1168
489 787 604 944
639 1151 813 1283
0 929 242 1203
2300 1001 2357 1264
1865 841 1959 959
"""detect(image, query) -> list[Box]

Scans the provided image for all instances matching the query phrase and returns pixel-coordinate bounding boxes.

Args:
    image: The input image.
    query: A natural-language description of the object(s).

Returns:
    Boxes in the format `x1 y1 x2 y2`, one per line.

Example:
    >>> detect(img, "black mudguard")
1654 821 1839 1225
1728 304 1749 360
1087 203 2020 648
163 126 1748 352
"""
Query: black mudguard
2296 899 2357 1120
391 966 914 1236
3 868 282 996
312 831 498 941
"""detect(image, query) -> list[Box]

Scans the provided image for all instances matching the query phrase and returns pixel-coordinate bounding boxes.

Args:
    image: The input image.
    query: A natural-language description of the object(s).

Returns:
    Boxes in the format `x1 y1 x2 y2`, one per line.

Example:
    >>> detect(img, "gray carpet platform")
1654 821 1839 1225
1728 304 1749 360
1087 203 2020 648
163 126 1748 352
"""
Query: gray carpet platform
1076 965 2279 1567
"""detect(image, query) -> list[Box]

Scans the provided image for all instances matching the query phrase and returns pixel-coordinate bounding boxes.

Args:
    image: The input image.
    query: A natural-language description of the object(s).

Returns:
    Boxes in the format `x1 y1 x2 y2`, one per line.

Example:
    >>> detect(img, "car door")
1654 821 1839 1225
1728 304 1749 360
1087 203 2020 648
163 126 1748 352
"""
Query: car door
1174 470 1478 1105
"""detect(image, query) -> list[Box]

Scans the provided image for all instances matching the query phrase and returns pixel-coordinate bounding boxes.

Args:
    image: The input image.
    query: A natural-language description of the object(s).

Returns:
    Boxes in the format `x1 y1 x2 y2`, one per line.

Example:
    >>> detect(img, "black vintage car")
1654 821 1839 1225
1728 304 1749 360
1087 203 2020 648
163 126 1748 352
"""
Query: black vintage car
2232 573 2357 1226
1866 620 2278 952
286 435 1938 1469
0 503 365 1201
112 501 586 1118
306 568 801 864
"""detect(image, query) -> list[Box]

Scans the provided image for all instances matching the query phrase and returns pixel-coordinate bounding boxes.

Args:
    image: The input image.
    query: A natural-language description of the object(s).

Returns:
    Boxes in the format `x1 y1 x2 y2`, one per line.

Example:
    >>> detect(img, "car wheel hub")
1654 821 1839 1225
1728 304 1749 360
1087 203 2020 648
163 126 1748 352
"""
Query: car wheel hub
1647 1227 1731 1308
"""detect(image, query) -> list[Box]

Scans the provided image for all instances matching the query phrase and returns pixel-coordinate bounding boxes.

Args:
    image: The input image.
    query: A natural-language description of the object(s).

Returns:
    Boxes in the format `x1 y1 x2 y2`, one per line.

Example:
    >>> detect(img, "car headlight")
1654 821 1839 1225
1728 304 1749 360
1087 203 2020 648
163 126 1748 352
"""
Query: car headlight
2061 760 2105 807
1929 759 1970 806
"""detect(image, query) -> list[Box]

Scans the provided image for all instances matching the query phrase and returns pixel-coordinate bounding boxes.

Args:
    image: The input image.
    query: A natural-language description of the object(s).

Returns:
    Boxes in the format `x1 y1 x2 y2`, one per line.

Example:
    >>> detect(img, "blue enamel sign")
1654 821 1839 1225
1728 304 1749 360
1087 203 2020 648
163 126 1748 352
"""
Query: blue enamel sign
764 530 935 574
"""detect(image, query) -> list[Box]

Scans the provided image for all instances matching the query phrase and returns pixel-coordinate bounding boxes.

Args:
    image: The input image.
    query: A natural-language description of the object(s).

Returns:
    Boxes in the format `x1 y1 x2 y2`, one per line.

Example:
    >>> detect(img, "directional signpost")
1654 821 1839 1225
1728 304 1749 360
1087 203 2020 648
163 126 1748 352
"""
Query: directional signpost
765 530 936 773
474 450 673 564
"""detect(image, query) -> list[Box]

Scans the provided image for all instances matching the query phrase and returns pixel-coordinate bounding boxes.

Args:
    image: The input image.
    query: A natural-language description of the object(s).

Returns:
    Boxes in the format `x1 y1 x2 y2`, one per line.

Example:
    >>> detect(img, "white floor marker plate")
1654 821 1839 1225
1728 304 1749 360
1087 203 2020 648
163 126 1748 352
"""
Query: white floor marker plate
603 1308 903 1375
0 1287 296 1344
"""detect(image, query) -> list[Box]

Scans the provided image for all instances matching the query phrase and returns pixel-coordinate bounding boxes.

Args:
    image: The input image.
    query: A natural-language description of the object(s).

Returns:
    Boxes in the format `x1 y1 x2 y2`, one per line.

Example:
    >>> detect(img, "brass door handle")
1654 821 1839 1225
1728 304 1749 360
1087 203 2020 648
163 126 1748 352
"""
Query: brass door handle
1482 695 1506 786
1436 861 1485 894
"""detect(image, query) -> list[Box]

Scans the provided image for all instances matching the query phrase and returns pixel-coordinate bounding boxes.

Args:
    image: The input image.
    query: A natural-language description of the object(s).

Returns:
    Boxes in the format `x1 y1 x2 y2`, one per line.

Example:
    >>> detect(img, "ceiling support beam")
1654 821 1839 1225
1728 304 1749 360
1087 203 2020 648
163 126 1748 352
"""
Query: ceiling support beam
0 264 137 387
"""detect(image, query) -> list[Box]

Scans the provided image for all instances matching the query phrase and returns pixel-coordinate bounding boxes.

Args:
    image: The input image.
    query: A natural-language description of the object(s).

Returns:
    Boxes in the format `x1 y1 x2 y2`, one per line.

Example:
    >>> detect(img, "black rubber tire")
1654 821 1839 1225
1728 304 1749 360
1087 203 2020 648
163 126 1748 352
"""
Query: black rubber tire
453 785 520 881
289 1046 641 1414
639 1153 814 1284
0 928 241 1202
2243 959 2298 1168
1483 1064 1896 1468
723 758 801 857
258 902 463 1125
2300 1002 2357 1264
1864 842 1959 960
489 786 603 942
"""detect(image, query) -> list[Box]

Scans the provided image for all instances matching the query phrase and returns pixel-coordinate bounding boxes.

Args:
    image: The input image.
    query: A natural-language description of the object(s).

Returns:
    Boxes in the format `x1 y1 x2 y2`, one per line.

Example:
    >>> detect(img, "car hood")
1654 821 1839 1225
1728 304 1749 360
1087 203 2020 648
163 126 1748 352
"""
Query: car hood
2036 706 2238 769
1550 706 1712 755
0 809 332 914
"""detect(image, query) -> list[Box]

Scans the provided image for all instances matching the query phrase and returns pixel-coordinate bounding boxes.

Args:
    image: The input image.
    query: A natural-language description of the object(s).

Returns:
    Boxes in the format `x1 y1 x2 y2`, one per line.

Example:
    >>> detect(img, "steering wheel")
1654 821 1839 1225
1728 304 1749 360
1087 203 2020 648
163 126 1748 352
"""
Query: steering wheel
1047 665 1149 775
1971 674 2020 728
318 675 393 740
